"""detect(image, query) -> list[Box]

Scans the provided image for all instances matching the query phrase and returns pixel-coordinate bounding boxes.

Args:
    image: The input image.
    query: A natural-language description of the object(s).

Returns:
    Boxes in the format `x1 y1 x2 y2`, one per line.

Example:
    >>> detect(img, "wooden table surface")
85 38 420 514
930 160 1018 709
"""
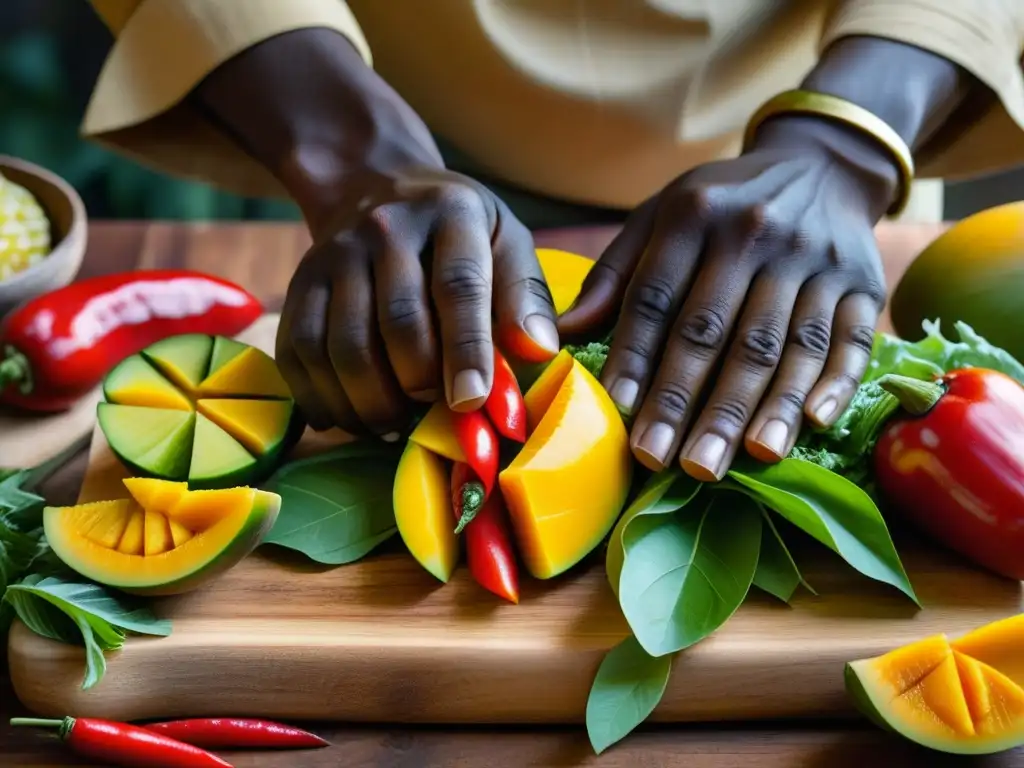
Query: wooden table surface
5 220 1023 767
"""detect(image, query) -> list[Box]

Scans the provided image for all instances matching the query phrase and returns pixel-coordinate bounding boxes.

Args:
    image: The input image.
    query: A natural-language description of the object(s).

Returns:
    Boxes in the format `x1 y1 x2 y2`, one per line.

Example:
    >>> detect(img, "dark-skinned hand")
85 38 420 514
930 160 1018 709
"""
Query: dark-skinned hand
558 115 898 481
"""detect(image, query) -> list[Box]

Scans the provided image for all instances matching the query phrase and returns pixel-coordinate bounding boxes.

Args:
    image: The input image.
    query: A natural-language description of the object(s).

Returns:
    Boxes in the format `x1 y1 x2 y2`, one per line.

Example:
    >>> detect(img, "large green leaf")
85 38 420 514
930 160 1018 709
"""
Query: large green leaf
725 457 918 605
606 469 702 597
262 443 401 565
752 509 814 603
586 635 672 754
618 492 762 657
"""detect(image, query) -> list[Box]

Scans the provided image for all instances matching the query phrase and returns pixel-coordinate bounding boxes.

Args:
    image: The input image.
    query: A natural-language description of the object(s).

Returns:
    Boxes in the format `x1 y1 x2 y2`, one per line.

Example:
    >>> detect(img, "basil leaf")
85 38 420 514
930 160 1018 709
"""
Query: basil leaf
752 509 814 603
619 492 761 657
725 457 918 605
72 612 111 690
262 443 401 565
586 634 672 754
605 470 702 598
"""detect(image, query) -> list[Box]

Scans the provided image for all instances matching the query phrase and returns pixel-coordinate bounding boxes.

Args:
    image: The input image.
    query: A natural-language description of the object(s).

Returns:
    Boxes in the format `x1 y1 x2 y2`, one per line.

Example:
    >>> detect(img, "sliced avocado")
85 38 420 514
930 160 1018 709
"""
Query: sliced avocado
104 354 192 411
198 347 291 399
188 413 257 489
142 334 214 391
98 404 196 479
208 335 250 378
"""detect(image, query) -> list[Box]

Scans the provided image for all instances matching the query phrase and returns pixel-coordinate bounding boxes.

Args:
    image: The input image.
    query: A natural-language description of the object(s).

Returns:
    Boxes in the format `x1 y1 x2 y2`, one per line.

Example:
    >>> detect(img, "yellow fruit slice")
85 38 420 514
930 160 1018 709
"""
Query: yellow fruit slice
116 508 146 555
408 402 467 463
952 615 1024 689
393 442 458 583
499 350 632 579
536 248 593 315
78 500 132 549
954 651 1024 736
123 478 189 516
196 399 294 457
165 486 257 530
142 334 214 392
104 355 193 411
144 509 173 556
198 347 291 399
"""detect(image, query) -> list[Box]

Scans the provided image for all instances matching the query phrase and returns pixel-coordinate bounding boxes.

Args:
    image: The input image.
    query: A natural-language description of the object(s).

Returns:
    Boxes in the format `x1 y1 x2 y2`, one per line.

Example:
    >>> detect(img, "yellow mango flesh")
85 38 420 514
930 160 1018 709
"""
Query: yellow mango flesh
952 615 1024 690
43 479 280 595
408 403 466 463
536 248 594 315
847 617 1024 754
393 442 458 583
197 398 294 457
198 347 292 399
499 350 632 579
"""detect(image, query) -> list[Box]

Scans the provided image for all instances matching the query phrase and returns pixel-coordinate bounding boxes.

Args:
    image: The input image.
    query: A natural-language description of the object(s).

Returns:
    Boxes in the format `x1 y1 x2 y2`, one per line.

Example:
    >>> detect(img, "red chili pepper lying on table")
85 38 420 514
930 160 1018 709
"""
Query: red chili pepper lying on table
873 369 1024 581
11 716 233 767
143 717 328 749
0 269 262 412
485 349 527 442
451 408 500 498
452 461 520 603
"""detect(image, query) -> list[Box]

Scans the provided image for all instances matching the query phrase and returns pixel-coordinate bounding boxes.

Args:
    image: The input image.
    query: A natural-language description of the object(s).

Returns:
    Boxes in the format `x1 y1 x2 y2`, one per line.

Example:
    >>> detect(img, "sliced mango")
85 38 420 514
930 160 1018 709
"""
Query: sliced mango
846 617 1024 755
142 334 214 392
198 347 291 399
104 355 193 411
536 248 593 315
43 479 280 596
123 478 189 515
393 442 458 583
409 403 467 463
952 615 1024 689
499 351 632 579
197 399 294 457
99 335 297 489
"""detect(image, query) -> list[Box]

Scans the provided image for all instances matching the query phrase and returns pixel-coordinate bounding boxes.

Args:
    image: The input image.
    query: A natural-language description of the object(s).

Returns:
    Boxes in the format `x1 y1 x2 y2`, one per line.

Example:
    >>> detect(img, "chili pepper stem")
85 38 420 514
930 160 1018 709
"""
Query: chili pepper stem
0 345 32 394
877 373 945 416
10 717 74 739
454 482 485 534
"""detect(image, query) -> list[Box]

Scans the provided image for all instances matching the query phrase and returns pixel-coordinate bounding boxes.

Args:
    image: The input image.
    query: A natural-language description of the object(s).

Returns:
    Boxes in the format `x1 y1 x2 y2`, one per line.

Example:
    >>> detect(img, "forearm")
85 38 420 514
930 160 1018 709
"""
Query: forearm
191 28 442 230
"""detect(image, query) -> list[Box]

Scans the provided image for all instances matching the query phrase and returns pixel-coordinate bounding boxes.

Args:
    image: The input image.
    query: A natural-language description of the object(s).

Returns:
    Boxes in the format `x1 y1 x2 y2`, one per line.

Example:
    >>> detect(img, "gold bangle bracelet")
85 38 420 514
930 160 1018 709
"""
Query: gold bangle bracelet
741 89 915 218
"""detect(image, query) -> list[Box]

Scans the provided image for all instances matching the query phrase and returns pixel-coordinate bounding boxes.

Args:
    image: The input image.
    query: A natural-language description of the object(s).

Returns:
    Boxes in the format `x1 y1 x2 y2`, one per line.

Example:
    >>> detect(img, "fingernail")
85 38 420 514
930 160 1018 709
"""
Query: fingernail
813 397 838 425
682 434 727 481
635 422 676 468
451 369 488 408
524 314 560 354
381 431 401 443
756 419 789 457
609 378 639 414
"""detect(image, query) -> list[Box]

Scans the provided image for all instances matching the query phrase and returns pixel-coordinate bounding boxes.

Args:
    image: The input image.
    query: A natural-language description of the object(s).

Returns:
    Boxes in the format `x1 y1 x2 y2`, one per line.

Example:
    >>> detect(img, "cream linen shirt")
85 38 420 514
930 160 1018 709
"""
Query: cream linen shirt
83 0 1024 223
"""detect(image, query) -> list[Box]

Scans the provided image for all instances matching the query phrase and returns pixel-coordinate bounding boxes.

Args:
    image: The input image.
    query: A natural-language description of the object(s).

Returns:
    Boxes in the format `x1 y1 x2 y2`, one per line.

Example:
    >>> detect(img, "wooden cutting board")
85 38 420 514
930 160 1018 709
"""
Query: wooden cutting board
8 315 1024 726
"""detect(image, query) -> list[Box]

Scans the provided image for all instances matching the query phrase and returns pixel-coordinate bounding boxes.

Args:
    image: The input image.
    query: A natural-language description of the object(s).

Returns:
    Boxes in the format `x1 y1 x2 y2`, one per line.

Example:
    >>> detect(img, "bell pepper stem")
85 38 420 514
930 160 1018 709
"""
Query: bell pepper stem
454 481 485 534
10 717 75 739
0 345 33 395
877 374 945 416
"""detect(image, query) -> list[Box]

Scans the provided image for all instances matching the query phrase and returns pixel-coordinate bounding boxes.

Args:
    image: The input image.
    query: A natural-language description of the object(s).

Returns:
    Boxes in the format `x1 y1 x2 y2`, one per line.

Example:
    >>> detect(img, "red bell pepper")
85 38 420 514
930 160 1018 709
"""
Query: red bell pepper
11 716 233 767
0 270 262 412
873 369 1024 581
450 408 499 498
485 349 527 442
143 718 328 750
451 462 520 604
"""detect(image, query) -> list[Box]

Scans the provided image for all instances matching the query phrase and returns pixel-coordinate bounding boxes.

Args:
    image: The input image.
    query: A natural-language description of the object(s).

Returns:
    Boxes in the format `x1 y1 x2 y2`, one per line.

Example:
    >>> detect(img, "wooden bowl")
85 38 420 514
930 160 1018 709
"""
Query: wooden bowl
0 155 87 317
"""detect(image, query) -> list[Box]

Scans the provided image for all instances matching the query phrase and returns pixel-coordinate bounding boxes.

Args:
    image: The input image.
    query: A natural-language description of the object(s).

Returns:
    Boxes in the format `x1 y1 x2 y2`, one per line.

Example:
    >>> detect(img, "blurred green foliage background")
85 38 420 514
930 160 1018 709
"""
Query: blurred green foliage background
0 0 301 222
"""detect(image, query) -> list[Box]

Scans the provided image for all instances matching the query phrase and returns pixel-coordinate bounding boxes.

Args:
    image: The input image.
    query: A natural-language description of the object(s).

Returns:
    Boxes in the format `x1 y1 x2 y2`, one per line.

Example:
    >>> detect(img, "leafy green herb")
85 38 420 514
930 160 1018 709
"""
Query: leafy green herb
586 635 672 754
4 574 171 689
566 340 611 380
605 469 702 597
618 492 762 657
262 443 402 565
752 507 814 603
725 457 918 605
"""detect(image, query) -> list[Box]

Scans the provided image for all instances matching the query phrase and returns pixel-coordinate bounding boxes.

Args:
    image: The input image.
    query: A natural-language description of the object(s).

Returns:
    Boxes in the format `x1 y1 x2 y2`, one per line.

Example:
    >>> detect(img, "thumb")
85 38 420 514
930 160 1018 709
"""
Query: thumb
556 197 658 339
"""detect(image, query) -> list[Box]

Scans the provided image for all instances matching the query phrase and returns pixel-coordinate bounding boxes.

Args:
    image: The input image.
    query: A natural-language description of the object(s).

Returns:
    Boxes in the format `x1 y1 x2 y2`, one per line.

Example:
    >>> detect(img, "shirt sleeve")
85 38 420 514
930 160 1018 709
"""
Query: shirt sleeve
820 0 1024 181
82 0 373 199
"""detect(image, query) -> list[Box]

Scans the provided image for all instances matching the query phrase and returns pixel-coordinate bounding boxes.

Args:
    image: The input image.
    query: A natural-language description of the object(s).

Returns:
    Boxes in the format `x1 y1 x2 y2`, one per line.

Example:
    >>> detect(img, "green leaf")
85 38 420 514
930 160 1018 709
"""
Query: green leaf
262 443 402 565
586 635 672 754
618 492 761 657
752 509 814 603
605 470 703 598
725 457 918 605
3 575 170 690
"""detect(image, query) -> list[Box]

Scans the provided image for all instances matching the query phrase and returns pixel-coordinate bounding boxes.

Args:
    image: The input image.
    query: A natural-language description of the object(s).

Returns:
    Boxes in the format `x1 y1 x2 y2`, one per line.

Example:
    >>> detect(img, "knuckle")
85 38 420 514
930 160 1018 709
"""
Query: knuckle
289 323 324 362
363 205 394 240
738 323 785 369
707 398 750 429
628 277 677 327
845 323 876 354
436 257 489 300
653 381 693 418
328 325 373 372
513 274 555 306
777 388 809 414
451 329 491 355
791 315 833 359
381 295 428 336
670 185 721 220
437 184 487 221
676 306 728 353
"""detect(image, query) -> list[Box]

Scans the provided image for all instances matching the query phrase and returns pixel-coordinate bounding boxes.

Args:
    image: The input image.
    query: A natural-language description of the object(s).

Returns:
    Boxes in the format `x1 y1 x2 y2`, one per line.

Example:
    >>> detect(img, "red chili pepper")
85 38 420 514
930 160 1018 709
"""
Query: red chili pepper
485 349 527 442
458 488 520 604
143 718 328 749
873 369 1024 580
10 716 233 767
0 269 262 412
450 408 499 497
